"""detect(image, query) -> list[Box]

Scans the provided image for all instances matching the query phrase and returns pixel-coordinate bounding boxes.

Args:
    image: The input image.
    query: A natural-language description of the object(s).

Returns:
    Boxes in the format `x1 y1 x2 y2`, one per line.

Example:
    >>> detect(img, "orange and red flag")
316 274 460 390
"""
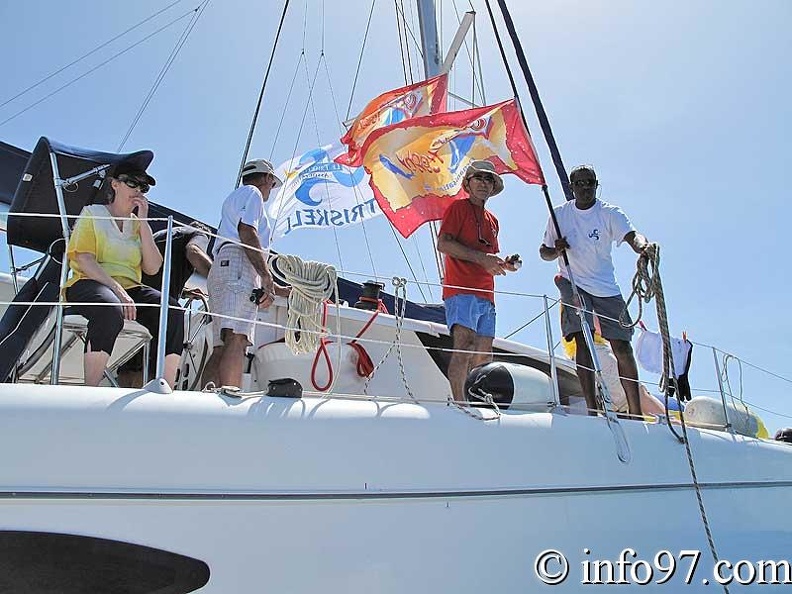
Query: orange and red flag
336 74 448 167
358 99 545 237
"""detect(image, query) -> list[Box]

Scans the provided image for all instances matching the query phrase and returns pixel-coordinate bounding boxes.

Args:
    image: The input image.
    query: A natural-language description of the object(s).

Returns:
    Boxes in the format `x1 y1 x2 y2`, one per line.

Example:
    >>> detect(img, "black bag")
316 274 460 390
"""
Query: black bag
267 378 303 399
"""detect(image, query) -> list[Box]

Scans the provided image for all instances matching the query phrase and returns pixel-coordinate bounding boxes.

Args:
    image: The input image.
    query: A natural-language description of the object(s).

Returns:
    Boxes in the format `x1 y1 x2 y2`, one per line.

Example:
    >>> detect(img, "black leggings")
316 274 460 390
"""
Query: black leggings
65 279 184 357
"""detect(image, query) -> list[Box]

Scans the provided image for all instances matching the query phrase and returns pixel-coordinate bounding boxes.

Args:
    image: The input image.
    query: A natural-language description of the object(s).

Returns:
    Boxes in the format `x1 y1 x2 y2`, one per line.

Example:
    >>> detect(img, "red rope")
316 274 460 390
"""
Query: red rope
347 310 380 378
311 302 333 391
311 336 333 391
310 303 382 391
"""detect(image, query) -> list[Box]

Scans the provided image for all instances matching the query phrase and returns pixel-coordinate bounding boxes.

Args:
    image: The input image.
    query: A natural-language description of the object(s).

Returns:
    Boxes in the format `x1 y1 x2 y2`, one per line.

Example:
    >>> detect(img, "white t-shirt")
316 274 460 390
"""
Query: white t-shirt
542 199 635 297
213 185 272 257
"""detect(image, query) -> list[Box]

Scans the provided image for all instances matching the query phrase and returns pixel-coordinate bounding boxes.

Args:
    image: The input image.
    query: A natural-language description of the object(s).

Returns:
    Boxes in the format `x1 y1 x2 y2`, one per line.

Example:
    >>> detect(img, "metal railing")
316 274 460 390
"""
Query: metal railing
1 195 789 437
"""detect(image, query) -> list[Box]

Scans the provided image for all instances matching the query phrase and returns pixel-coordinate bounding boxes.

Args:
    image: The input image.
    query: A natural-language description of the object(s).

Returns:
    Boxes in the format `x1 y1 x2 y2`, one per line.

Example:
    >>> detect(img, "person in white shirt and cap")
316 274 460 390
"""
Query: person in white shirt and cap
202 158 288 389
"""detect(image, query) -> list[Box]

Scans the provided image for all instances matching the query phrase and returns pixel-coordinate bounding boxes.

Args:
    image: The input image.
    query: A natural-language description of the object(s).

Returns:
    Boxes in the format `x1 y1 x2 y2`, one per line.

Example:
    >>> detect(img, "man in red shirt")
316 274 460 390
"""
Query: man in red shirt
437 160 520 402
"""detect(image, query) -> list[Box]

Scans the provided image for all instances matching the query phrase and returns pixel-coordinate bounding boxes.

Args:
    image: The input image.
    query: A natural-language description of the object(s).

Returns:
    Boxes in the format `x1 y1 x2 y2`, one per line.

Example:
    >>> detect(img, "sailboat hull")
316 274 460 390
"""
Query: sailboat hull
1 385 789 591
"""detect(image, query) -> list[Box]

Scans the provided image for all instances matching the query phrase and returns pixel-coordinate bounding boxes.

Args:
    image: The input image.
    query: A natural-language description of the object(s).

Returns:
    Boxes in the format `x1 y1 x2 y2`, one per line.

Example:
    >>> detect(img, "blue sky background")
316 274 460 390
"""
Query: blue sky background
1 0 790 432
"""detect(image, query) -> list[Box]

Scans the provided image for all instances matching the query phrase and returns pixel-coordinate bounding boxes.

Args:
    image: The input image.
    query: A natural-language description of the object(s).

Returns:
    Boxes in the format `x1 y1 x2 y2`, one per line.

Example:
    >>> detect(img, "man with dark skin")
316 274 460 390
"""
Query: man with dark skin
539 165 648 416
437 160 519 402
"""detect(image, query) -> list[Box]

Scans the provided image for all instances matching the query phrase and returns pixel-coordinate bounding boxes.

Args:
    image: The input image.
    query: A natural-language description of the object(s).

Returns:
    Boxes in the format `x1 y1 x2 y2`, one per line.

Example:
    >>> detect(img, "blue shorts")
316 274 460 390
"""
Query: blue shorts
444 294 496 337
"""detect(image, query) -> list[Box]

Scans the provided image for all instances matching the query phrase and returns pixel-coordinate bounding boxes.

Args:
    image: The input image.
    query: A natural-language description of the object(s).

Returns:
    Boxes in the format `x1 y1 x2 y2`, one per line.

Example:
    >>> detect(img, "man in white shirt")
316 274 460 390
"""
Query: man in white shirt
202 159 284 389
539 165 648 416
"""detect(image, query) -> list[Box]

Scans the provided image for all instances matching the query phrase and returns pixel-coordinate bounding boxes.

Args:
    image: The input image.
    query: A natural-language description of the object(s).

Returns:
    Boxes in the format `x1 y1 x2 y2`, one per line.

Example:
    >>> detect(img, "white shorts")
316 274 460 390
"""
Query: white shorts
207 245 260 346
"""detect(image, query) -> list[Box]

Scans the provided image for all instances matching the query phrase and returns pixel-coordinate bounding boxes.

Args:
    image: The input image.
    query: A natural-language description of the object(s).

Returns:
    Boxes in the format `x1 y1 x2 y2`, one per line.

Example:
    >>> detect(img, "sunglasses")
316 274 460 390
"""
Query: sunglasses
477 222 492 247
571 179 598 189
118 176 150 193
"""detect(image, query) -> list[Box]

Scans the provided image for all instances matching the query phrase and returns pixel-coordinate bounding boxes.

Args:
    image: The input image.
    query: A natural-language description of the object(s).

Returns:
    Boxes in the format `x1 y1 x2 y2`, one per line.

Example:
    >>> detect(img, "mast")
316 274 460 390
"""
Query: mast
416 0 442 77
415 0 445 281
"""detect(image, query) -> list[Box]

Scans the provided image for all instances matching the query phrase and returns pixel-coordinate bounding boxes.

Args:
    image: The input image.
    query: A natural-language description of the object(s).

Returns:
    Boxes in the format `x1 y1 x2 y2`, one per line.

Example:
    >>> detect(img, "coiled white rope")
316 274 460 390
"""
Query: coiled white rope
270 254 338 355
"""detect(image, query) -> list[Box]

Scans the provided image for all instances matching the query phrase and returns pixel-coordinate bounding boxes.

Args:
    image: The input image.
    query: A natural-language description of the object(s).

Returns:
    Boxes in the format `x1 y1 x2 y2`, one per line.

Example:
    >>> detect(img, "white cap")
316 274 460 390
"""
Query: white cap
242 158 283 188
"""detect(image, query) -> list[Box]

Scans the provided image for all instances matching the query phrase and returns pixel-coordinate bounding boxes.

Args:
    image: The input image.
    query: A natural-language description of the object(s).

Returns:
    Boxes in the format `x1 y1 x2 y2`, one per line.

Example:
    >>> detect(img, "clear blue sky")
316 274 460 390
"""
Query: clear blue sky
1 0 790 432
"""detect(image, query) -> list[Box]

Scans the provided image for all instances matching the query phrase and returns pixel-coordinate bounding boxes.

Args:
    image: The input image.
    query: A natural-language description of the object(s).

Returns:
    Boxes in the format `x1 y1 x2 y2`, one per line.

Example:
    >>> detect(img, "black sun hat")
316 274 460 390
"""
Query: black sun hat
113 161 156 186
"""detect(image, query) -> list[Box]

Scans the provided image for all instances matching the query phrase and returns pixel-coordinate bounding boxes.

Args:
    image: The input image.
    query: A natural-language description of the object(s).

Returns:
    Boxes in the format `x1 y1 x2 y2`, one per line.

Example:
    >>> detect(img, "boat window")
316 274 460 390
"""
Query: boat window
0 530 210 593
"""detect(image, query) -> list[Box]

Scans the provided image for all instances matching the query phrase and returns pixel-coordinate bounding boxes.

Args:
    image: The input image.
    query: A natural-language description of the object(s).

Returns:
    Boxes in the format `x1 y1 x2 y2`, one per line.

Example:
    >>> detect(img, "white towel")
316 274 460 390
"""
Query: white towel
635 327 691 378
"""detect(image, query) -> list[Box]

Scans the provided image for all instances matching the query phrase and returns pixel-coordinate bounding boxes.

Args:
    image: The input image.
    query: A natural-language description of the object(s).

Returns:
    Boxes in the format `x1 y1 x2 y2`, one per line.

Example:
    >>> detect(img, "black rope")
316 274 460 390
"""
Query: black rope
235 0 291 188
489 0 574 202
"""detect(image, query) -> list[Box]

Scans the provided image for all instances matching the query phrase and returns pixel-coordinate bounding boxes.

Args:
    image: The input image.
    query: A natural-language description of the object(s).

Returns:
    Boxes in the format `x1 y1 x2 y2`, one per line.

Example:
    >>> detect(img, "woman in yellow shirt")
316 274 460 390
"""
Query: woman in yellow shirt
64 164 183 387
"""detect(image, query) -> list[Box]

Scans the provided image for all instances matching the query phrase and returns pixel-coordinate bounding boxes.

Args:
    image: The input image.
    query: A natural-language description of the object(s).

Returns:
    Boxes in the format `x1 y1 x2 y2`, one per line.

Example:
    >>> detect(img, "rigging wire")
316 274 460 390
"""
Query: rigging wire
324 42 426 301
690 344 792 387
0 0 183 109
344 0 378 121
412 227 434 302
117 0 211 151
0 10 197 129
268 52 308 159
392 0 433 300
235 0 291 188
394 0 410 85
302 52 345 270
399 0 415 83
321 58 381 284
472 11 486 105
383 224 430 302
280 58 328 196
404 0 424 64
504 303 559 340
744 401 792 421
302 0 309 52
262 53 304 235
438 0 444 77
393 0 423 79
282 56 325 176
264 4 381 287
450 0 485 104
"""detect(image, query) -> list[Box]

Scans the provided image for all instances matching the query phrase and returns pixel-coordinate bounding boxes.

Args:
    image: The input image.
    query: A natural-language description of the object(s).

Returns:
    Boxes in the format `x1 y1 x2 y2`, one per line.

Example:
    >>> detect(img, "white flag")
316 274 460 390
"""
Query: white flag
267 143 381 240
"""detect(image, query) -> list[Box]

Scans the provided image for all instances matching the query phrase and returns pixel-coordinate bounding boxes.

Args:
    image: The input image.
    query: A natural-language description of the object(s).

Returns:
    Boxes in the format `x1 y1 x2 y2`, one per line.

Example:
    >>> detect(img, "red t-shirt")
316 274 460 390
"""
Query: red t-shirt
439 198 500 303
